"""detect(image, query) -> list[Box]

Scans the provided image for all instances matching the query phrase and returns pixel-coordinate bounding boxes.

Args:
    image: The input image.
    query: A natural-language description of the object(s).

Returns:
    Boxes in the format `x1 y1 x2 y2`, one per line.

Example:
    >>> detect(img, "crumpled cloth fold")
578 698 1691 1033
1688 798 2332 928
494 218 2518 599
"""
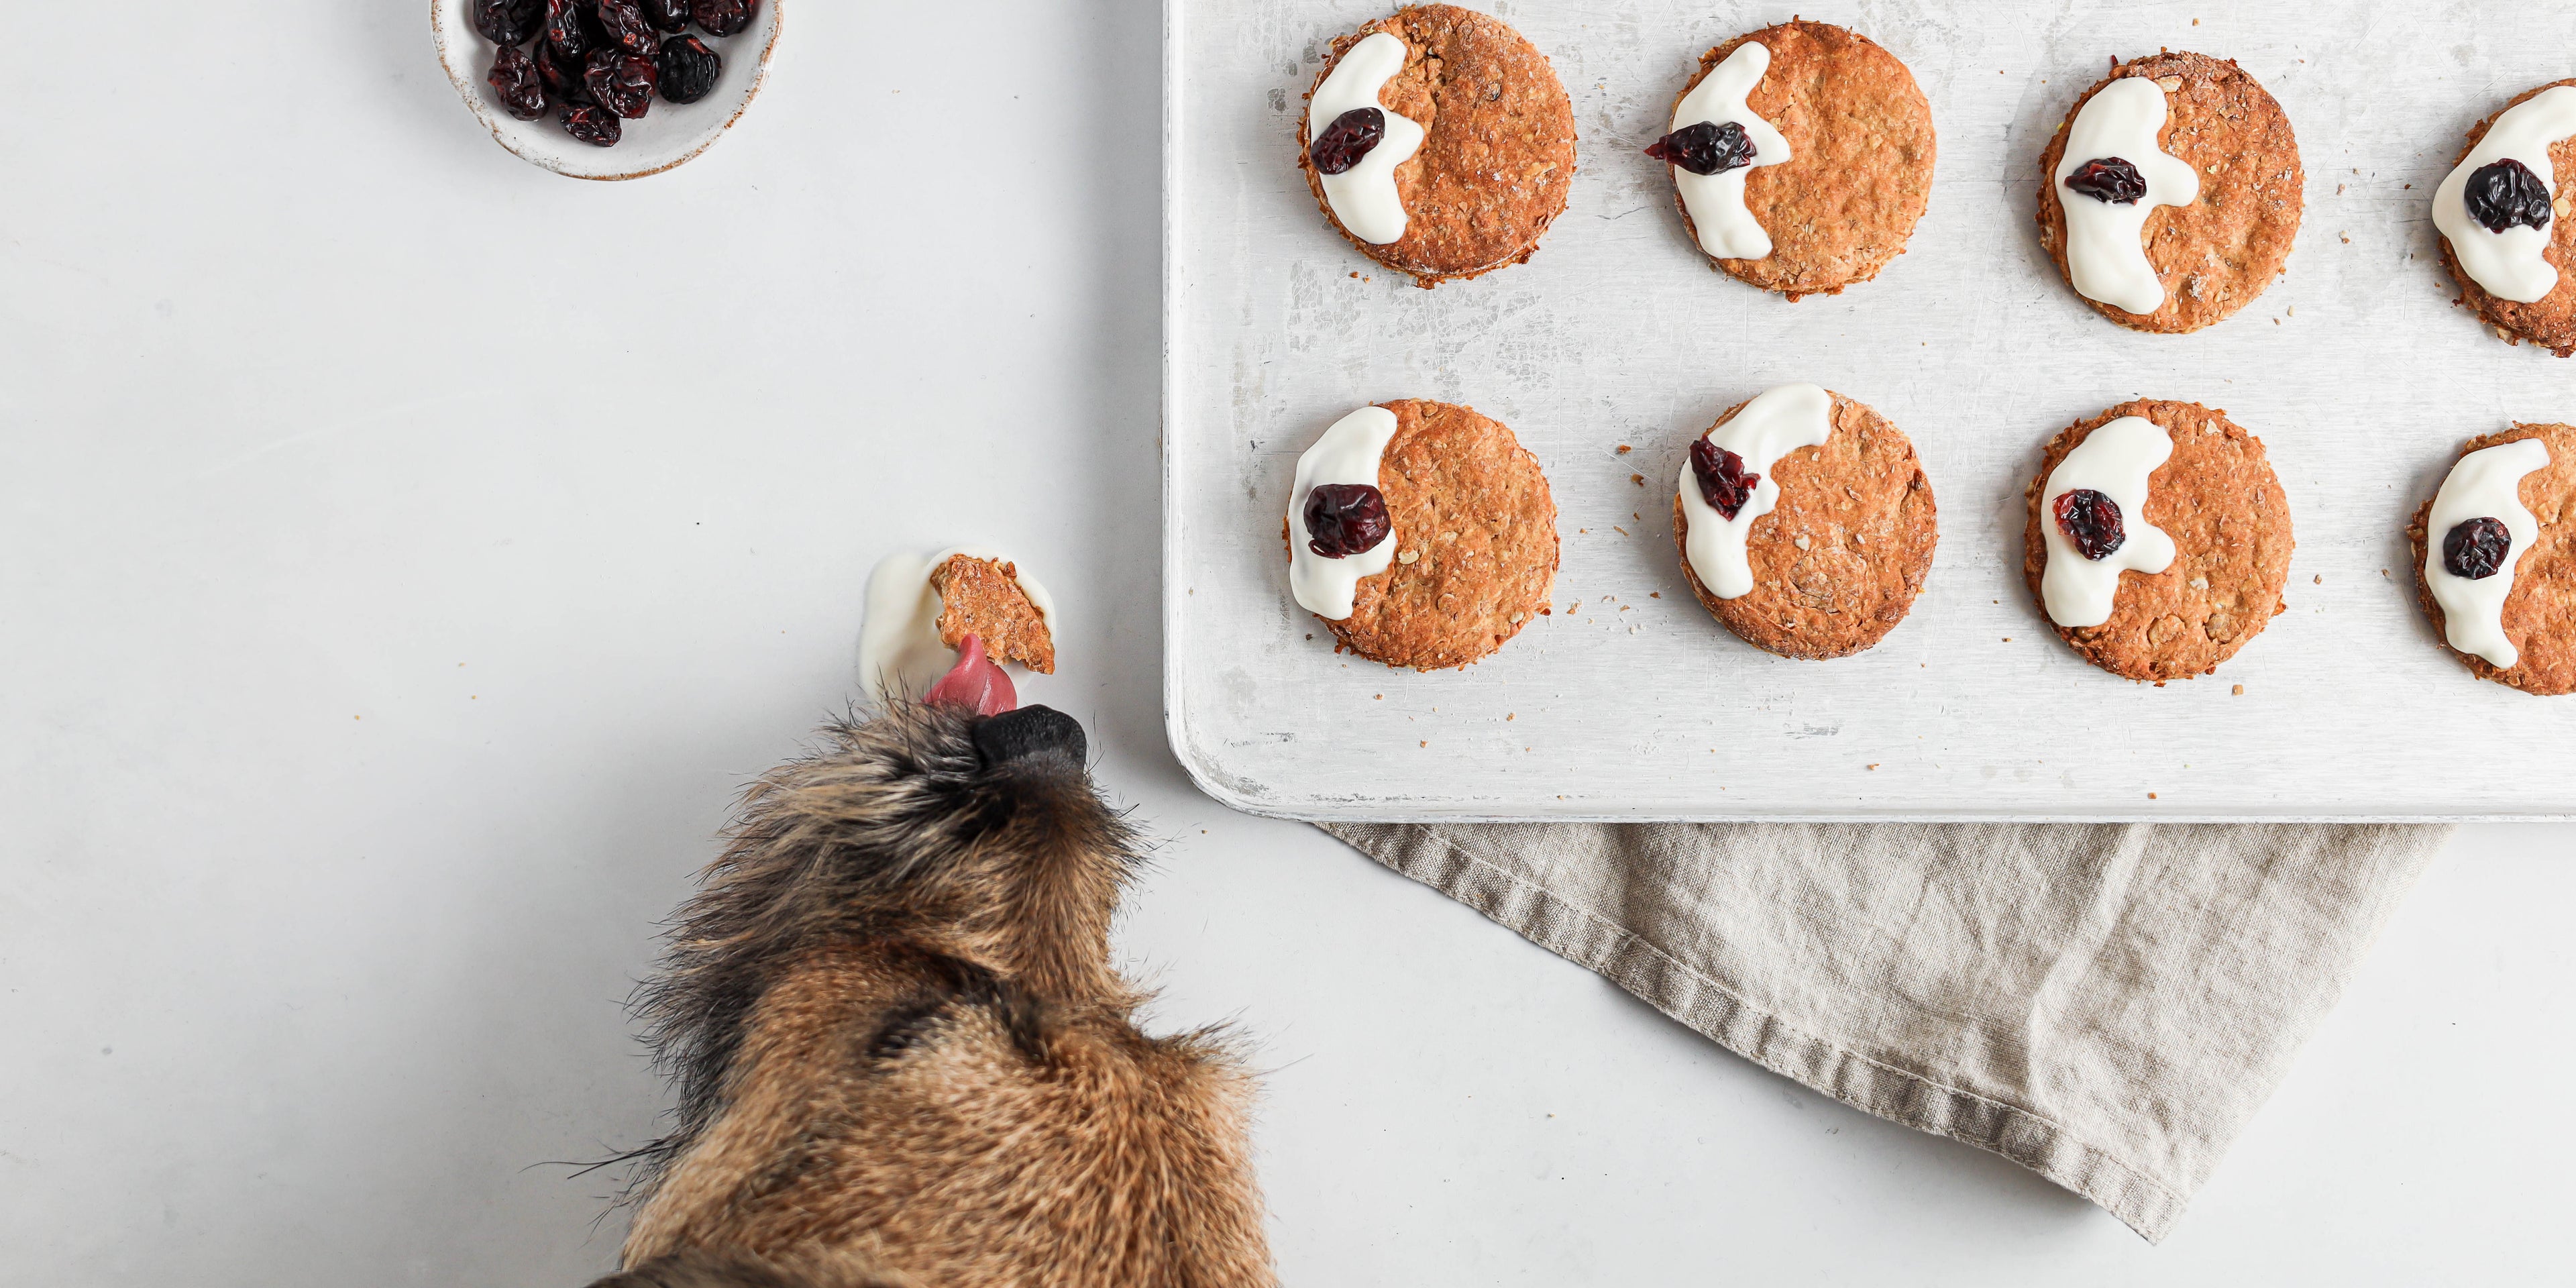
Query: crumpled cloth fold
1321 821 2447 1241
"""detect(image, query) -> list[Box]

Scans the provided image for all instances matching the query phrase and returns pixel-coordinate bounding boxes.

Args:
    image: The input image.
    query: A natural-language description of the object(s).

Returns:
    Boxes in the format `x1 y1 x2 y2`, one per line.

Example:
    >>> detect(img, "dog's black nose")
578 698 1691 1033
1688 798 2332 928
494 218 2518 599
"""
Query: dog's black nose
973 704 1087 769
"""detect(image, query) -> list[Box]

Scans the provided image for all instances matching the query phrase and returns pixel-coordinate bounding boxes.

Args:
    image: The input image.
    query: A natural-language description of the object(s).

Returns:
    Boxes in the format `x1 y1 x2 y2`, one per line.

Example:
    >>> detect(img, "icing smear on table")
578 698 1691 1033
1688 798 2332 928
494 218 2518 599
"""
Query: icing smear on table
858 546 1057 704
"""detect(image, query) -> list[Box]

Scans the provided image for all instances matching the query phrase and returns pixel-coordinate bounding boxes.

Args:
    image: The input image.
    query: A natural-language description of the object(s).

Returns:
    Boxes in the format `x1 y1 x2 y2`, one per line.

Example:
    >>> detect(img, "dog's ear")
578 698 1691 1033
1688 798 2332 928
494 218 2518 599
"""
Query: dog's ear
588 1248 916 1288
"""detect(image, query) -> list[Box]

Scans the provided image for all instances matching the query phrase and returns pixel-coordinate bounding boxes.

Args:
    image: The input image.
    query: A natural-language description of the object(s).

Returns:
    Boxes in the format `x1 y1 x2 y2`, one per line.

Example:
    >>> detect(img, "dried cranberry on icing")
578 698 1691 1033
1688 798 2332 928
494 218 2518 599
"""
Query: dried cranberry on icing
2464 159 2554 235
1303 483 1392 558
584 48 657 118
487 45 548 121
2443 516 2514 580
1644 121 1755 176
2063 157 2148 205
1308 107 1386 176
1689 439 1760 520
2053 488 2127 561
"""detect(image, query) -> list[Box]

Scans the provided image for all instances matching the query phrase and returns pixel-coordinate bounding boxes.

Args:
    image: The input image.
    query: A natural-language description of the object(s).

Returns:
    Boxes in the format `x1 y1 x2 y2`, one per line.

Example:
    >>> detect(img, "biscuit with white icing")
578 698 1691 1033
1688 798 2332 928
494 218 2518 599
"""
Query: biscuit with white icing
1297 5 1576 287
2036 52 2302 334
2408 422 2576 695
1286 399 1557 669
1670 390 1937 659
1659 20 1936 299
2436 81 2576 357
2022 400 2293 681
930 554 1057 674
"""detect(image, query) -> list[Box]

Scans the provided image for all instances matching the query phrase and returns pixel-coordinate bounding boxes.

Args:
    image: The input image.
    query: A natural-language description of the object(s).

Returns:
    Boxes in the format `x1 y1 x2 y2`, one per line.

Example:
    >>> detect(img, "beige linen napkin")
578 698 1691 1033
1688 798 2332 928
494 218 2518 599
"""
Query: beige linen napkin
1320 822 2449 1242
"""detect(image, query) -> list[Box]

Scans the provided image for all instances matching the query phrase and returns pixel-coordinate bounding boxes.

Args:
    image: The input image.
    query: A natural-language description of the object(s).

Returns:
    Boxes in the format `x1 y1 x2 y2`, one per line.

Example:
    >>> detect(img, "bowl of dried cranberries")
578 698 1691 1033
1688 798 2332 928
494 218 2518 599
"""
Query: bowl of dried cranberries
432 0 781 180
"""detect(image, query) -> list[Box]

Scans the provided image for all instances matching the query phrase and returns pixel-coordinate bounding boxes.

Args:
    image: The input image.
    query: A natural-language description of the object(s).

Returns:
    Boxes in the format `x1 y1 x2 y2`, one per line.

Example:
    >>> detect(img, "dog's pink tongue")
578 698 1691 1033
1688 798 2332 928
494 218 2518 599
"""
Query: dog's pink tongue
926 634 1016 715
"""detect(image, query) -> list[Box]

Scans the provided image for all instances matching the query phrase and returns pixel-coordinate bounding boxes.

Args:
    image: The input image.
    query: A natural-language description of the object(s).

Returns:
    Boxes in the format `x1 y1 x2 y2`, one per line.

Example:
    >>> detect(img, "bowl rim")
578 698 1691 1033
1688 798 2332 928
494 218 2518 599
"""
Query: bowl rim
430 0 783 181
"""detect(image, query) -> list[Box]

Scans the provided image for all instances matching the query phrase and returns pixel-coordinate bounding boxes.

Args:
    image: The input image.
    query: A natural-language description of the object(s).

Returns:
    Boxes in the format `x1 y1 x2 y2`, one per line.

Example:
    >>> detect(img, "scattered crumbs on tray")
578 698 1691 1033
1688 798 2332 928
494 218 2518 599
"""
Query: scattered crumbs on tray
2233 684 2245 696
1615 444 1632 454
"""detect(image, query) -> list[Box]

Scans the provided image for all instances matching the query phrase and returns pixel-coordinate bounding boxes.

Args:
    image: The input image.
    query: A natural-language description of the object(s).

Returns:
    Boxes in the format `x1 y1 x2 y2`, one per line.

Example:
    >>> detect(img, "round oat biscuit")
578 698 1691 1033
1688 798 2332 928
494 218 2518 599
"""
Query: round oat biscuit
2438 81 2576 358
1661 21 1937 299
1672 390 1937 659
1297 5 1576 287
1293 399 1558 669
2036 52 2303 333
2021 400 2294 682
2407 422 2576 695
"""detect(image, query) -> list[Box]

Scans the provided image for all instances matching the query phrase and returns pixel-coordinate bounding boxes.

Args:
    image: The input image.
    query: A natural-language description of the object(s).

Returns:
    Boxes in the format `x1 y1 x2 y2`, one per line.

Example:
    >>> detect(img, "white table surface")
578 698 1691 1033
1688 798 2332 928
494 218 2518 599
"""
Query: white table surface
1 2 2566 1283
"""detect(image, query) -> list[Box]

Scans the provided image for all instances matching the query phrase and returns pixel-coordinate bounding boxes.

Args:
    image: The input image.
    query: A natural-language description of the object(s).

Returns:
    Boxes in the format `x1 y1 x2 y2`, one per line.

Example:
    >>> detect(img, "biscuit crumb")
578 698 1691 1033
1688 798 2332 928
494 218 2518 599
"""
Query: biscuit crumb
1866 763 1879 770
1650 592 1661 598
1419 741 1427 748
2312 574 2322 584
930 555 1056 673
1616 444 1632 454
2148 792 2159 800
1613 526 1629 536
2340 232 2351 243
1373 694 1383 700
1506 712 1515 720
1631 474 1645 486
2232 684 2245 695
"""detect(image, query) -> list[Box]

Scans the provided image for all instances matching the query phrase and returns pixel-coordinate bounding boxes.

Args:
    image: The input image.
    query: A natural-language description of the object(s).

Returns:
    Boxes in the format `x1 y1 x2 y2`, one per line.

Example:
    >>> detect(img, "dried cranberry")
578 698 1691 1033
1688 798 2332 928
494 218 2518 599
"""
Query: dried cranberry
2053 488 2127 560
1303 484 1392 558
584 48 657 118
2063 156 2148 205
2443 516 2514 580
1645 120 1756 176
1689 439 1760 519
1308 107 1385 176
657 35 722 104
474 0 544 46
594 0 659 54
692 0 757 36
561 100 623 147
542 0 594 60
537 41 590 103
638 0 691 33
487 44 548 121
2464 158 2554 235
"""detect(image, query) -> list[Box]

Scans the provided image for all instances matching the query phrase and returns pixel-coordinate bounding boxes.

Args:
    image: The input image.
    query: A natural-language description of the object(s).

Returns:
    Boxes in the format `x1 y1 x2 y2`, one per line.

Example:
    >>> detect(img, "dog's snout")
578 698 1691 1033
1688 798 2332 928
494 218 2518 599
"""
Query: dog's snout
973 705 1087 769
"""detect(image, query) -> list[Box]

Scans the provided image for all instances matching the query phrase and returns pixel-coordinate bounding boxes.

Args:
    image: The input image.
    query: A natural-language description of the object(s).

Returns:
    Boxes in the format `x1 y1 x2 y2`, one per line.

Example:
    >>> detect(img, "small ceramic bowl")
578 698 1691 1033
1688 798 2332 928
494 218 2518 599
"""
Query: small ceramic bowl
431 0 782 180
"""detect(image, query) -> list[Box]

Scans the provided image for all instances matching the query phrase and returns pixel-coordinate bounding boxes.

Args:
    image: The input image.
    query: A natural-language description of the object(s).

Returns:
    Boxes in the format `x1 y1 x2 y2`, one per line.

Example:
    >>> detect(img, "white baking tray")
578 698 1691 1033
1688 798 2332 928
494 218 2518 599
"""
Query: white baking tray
1162 0 2576 821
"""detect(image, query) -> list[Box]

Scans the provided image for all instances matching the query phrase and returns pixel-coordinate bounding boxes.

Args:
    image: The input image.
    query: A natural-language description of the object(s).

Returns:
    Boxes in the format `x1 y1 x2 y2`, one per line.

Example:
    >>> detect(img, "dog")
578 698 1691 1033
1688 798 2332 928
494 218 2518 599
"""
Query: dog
588 646 1271 1287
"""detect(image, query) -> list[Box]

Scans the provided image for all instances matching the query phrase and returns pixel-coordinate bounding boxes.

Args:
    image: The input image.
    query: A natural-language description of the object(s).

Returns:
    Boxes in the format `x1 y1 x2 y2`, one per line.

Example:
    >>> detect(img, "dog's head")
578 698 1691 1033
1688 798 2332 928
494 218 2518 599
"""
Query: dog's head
616 645 1140 1210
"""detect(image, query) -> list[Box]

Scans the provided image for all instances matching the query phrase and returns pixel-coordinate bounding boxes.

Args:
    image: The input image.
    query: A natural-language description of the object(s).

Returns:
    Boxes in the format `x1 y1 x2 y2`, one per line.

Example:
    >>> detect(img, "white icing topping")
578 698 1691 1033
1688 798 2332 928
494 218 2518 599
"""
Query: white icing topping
2432 86 2576 305
2039 417 2178 629
2053 77 2201 315
1676 384 1833 600
1288 406 1400 620
2424 438 2550 669
1668 42 1792 260
1307 33 1428 246
857 546 1057 704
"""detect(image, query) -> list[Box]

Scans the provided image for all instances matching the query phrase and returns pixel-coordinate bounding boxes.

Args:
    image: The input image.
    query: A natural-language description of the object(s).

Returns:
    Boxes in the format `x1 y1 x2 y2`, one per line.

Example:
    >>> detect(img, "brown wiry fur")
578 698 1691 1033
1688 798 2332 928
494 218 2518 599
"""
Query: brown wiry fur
594 702 1271 1288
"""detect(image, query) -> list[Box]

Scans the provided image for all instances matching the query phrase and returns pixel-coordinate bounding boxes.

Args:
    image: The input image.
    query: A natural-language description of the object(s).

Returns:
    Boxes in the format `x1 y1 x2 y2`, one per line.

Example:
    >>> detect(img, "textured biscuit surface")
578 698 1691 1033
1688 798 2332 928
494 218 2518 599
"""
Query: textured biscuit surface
2407 422 2576 695
1299 5 1576 286
2036 52 2302 333
1669 21 1937 299
930 555 1056 674
1673 392 1937 659
2022 400 2293 681
1301 399 1557 669
2439 80 2576 357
